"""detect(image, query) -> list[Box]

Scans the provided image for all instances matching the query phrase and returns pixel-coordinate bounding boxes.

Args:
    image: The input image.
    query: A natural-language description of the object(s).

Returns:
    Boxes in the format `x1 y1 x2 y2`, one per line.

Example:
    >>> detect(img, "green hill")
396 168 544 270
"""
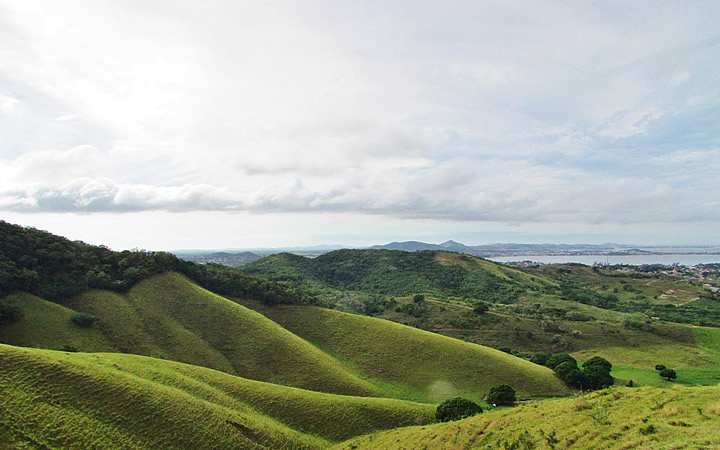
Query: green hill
0 292 116 352
2 273 380 397
0 344 434 448
242 301 572 403
336 385 720 449
243 249 549 302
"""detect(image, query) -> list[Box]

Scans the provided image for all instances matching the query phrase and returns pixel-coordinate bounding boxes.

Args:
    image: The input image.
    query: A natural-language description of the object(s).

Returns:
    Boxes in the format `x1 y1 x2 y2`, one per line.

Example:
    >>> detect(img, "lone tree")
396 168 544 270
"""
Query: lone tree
660 368 677 381
487 384 516 406
435 397 483 422
582 356 614 390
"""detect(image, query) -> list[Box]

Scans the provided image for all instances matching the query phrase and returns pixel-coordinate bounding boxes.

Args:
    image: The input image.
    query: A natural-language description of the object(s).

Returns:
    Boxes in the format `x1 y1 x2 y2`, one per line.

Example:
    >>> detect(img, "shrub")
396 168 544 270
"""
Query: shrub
60 344 78 352
530 352 550 366
413 294 425 304
472 301 489 315
583 357 614 390
555 361 587 388
70 313 98 328
0 303 23 324
660 368 677 381
545 353 576 370
435 397 483 422
655 364 666 371
487 384 516 405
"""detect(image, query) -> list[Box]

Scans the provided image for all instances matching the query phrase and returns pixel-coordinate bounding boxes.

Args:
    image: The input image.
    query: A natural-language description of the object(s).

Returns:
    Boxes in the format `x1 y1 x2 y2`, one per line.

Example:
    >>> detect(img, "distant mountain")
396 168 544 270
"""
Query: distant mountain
174 250 262 266
370 241 637 257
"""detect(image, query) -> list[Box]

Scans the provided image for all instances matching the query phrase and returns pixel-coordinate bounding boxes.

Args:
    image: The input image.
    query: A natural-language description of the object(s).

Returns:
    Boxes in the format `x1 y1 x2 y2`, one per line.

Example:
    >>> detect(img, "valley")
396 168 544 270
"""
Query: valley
1 221 720 448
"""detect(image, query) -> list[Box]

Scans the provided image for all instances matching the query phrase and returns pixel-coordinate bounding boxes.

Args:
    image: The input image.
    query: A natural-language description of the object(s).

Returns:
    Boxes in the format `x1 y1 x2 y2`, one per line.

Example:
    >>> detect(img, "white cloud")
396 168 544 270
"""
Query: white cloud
0 1 719 245
0 93 19 113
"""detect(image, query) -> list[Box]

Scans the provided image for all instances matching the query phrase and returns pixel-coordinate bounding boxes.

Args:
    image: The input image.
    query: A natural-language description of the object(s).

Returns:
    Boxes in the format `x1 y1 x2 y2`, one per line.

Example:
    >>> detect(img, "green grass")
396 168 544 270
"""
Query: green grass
65 273 381 396
611 365 720 387
0 343 434 448
695 326 720 353
0 293 116 352
572 344 720 370
335 385 720 449
242 302 572 403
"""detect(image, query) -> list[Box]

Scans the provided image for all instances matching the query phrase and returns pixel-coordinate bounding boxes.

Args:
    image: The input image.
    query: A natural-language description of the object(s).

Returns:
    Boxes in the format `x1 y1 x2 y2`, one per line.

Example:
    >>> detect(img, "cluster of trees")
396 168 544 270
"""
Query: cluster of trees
556 281 619 310
0 221 317 310
531 352 614 390
435 384 517 422
244 249 525 303
655 364 677 381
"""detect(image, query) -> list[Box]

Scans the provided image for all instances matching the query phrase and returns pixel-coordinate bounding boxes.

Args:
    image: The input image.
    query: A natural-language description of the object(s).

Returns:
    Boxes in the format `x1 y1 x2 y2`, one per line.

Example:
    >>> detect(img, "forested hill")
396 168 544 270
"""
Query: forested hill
0 220 313 306
243 249 550 302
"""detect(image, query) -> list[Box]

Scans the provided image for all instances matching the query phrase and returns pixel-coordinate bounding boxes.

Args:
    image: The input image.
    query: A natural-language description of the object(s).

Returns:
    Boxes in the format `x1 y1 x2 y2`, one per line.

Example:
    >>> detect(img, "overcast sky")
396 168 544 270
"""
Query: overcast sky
1 1 719 250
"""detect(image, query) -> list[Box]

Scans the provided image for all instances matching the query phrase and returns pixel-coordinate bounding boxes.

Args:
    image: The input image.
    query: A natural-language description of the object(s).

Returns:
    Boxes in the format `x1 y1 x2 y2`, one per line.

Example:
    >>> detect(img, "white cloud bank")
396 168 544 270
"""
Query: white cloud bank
1 0 719 246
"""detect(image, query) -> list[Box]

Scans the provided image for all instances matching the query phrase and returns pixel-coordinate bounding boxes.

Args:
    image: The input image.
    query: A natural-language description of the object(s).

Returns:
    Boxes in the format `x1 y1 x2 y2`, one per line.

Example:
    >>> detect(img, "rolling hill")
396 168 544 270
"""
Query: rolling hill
0 344 434 448
1 271 573 401
336 385 720 449
239 300 572 403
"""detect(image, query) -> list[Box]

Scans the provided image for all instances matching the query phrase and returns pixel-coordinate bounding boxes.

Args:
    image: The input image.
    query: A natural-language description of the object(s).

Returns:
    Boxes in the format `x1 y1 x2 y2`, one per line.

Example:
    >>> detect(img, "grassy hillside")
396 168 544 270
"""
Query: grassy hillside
0 344 434 448
242 301 572 403
569 327 720 388
243 249 547 302
336 385 720 449
69 273 381 396
0 293 116 352
0 273 379 397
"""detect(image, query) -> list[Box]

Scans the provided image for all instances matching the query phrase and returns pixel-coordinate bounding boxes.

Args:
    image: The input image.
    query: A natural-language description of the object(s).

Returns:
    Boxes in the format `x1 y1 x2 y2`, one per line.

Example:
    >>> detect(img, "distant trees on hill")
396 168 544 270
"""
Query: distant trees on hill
0 220 316 308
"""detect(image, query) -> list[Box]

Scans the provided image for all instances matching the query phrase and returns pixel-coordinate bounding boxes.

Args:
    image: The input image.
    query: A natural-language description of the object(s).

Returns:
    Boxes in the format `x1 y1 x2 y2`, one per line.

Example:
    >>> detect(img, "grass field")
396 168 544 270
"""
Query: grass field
335 385 720 449
0 343 434 448
64 273 381 397
242 302 572 403
0 293 116 352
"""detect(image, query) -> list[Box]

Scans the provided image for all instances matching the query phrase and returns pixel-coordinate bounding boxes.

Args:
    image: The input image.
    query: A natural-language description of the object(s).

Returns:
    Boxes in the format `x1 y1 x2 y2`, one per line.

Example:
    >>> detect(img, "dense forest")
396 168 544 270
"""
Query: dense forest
0 221 315 309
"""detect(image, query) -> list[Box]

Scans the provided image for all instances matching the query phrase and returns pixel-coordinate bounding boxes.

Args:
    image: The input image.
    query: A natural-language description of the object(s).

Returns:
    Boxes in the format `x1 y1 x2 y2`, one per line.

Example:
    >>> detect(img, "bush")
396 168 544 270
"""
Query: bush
555 361 587 388
472 301 489 315
0 303 23 324
70 313 98 328
655 364 666 371
435 397 483 422
413 294 425 304
487 384 516 405
530 352 550 366
545 353 576 370
583 357 614 390
660 368 677 381
60 344 78 352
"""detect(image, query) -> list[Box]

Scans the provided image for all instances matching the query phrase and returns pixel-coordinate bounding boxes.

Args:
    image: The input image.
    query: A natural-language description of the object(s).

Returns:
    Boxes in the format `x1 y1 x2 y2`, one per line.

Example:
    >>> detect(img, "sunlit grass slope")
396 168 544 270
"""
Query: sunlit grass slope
0 344 434 448
336 385 720 450
0 293 115 352
65 273 380 396
249 303 572 403
572 327 720 387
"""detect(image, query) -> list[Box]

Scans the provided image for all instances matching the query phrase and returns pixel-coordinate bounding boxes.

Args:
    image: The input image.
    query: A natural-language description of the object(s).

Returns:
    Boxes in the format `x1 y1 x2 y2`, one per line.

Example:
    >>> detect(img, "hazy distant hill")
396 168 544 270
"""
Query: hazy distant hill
174 250 262 266
371 240 631 257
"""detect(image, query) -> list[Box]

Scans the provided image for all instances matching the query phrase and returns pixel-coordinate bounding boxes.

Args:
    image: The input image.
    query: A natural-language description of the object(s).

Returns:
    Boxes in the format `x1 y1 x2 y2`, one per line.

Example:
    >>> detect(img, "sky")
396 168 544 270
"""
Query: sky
1 1 719 250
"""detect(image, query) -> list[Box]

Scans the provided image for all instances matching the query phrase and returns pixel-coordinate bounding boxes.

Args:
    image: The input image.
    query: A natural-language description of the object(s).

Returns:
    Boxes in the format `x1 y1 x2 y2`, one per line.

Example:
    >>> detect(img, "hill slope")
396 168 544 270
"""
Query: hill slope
0 344 434 448
336 385 720 449
243 249 549 302
3 273 380 397
242 301 572 403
